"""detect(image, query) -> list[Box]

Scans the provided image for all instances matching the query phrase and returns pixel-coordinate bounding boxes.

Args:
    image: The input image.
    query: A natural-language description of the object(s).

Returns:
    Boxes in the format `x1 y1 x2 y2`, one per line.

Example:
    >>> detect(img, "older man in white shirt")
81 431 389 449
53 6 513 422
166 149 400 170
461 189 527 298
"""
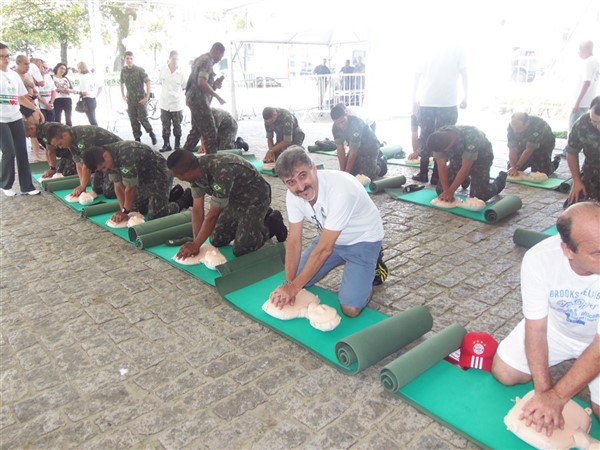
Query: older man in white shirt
158 50 186 152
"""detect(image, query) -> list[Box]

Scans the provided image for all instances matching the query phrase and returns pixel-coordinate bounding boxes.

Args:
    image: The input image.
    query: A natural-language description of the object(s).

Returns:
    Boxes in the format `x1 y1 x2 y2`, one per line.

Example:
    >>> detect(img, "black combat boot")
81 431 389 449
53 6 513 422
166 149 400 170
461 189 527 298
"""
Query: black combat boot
160 137 171 153
174 136 182 150
149 131 157 145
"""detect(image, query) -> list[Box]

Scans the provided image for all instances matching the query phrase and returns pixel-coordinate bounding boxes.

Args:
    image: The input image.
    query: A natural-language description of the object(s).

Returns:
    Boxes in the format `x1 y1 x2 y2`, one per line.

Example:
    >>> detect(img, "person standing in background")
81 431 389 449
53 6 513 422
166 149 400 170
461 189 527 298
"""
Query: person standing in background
52 63 75 126
158 50 186 153
569 40 599 131
77 61 101 126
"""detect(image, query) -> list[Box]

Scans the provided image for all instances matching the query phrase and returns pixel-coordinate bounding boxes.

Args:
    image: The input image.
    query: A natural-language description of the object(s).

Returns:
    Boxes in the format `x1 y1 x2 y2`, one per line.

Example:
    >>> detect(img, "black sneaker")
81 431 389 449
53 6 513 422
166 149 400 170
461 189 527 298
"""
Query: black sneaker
266 209 288 242
169 184 184 202
373 249 388 286
175 188 193 211
552 155 561 172
495 171 508 194
411 172 428 183
461 177 470 190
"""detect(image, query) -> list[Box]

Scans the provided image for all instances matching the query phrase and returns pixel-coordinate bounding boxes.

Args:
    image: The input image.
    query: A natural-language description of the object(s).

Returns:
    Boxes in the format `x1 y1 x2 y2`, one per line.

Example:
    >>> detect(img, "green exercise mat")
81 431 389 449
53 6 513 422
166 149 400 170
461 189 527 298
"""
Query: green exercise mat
80 202 120 218
386 158 433 167
513 225 558 248
380 323 467 392
144 242 235 287
216 270 389 373
379 144 404 159
217 243 285 277
128 210 192 241
306 145 337 156
507 176 565 190
41 175 83 192
86 211 134 241
194 147 243 155
30 161 50 175
237 153 264 170
385 188 522 223
394 360 600 449
135 222 193 249
368 175 407 194
334 306 433 373
558 178 573 194
49 188 117 213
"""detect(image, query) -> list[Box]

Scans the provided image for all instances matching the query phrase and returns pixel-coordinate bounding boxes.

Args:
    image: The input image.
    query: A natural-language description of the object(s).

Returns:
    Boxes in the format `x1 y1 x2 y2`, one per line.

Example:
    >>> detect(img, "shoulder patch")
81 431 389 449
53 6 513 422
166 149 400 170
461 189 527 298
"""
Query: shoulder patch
77 143 84 149
212 183 222 192
121 167 131 175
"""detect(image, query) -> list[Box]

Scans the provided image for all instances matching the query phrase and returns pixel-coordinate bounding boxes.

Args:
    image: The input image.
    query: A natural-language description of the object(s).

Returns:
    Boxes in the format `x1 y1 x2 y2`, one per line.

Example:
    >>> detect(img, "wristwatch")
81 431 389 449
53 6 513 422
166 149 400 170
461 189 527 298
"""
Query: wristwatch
49 165 56 170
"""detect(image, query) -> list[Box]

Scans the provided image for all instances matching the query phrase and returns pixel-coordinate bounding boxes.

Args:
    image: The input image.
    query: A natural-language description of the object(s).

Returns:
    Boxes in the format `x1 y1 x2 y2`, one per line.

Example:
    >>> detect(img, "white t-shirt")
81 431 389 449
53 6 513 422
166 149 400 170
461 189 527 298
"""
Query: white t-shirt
416 45 467 107
0 69 27 123
286 170 384 246
38 73 56 110
79 73 98 99
158 65 186 112
578 55 600 109
29 63 43 84
521 234 600 342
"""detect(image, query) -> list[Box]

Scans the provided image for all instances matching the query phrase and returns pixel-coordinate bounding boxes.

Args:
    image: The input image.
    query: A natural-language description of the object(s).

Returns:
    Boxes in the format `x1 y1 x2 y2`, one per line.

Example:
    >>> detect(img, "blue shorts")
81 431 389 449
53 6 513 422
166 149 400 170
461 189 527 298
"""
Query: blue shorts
297 237 382 308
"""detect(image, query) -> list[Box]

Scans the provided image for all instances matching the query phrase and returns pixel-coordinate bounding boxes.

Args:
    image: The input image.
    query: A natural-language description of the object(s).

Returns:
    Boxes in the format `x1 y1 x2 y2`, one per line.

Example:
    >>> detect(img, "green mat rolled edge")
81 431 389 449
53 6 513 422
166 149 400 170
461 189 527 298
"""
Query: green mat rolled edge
80 202 120 218
135 222 193 249
483 195 522 223
379 144 404 159
368 175 407 194
194 148 243 155
558 178 573 194
42 175 82 192
380 323 467 393
334 305 433 373
307 145 320 153
127 210 192 241
513 229 552 249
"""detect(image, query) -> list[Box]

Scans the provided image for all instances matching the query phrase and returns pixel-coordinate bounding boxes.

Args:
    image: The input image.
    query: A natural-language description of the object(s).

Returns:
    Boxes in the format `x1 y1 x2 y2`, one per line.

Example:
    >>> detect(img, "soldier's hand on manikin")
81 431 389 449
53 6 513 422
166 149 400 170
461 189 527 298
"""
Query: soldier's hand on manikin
177 241 201 259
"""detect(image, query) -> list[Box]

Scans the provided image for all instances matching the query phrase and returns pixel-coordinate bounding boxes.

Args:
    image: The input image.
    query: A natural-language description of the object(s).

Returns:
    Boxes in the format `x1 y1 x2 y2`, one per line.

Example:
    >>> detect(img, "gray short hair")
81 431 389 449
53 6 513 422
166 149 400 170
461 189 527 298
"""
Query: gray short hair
275 146 312 179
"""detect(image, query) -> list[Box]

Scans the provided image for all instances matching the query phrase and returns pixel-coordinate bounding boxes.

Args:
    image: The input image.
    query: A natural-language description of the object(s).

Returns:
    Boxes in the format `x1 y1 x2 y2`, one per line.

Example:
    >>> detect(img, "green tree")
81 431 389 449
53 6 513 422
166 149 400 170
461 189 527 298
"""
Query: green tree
0 0 87 64
101 1 144 72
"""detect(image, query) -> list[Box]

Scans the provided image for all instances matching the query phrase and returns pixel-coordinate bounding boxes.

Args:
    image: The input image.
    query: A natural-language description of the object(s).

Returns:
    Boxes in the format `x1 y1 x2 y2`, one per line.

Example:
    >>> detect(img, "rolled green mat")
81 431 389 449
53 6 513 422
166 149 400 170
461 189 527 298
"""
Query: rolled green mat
307 145 320 153
80 202 120 218
380 323 467 393
127 210 192 241
335 305 433 373
368 175 407 194
512 228 551 249
558 178 573 194
483 195 522 223
135 222 193 249
193 148 243 155
379 144 404 159
42 175 82 192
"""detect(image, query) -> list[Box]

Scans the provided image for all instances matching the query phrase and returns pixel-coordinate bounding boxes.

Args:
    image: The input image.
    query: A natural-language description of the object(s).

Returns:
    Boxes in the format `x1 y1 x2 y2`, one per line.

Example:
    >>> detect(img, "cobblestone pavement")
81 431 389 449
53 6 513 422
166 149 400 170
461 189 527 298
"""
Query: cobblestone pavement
1 110 577 449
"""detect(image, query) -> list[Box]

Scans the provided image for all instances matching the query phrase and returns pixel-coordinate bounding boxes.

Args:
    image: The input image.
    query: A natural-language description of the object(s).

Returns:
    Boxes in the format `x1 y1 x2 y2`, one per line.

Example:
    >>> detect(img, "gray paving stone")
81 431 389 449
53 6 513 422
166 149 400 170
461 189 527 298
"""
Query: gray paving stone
182 377 240 408
303 424 358 450
0 405 16 430
101 317 143 343
95 397 158 432
32 420 98 449
13 383 79 421
153 370 206 401
252 419 311 449
6 328 37 351
131 404 189 435
293 393 351 431
213 386 268 420
63 385 131 422
158 411 221 450
85 427 144 450
202 412 273 450
15 344 51 372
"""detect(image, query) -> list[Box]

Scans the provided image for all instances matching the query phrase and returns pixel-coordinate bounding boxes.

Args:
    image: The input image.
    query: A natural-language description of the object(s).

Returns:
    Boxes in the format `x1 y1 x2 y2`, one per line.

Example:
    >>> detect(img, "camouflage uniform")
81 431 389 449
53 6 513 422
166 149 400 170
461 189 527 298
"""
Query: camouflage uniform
507 115 556 175
265 108 305 159
36 123 76 176
120 65 154 140
433 125 501 201
332 114 382 180
184 53 218 153
68 126 122 198
212 108 238 150
565 113 600 201
105 141 179 219
418 106 458 157
190 153 271 256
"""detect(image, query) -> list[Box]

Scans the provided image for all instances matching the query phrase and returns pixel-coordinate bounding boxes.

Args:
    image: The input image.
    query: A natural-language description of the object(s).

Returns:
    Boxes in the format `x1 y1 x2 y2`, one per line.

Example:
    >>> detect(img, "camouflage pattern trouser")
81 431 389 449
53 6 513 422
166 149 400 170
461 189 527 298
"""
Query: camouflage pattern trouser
417 106 459 157
582 161 600 201
127 102 153 140
436 152 500 201
348 148 380 180
184 98 217 154
210 200 271 257
217 119 238 150
273 130 306 160
518 148 554 175
56 149 76 176
160 109 183 139
92 171 116 198
134 175 179 220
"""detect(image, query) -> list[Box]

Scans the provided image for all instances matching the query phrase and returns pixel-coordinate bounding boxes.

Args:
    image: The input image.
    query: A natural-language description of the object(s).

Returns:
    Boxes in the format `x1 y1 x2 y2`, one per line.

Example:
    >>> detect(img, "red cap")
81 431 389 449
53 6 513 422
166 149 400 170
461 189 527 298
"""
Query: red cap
458 332 499 372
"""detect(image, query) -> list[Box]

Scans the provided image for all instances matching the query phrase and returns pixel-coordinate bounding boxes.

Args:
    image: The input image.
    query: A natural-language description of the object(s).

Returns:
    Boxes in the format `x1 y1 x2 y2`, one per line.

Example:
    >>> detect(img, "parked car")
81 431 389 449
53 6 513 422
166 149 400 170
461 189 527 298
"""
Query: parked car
255 77 282 88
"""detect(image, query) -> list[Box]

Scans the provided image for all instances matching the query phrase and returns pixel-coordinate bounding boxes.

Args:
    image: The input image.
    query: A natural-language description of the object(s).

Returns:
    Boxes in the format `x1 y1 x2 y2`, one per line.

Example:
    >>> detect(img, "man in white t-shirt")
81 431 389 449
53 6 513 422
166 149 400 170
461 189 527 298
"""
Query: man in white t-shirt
410 44 468 185
269 146 387 317
158 50 186 152
569 40 600 131
492 202 600 435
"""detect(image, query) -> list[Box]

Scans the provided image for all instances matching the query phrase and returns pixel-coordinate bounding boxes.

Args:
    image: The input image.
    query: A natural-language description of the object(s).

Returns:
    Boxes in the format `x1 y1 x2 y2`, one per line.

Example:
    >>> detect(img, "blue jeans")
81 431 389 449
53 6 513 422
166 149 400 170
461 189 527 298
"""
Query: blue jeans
297 237 382 308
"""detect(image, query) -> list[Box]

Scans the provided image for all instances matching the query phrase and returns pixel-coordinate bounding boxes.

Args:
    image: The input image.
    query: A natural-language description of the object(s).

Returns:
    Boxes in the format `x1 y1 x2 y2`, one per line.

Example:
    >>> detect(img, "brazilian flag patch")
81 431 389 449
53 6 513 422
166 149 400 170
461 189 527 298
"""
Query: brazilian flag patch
213 183 222 192
77 143 84 149
121 167 131 175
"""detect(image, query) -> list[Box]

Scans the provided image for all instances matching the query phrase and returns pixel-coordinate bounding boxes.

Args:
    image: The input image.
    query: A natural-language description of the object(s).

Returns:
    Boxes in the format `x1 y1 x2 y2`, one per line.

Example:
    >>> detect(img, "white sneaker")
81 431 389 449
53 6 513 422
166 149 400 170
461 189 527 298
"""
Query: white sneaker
23 189 40 196
1 188 16 197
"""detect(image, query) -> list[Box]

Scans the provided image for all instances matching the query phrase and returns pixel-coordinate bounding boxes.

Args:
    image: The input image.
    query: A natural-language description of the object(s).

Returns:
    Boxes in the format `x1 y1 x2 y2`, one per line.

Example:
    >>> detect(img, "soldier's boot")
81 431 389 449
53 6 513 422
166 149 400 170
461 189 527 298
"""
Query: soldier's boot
265 209 288 243
494 171 508 194
552 155 561 172
174 136 182 150
429 161 439 186
235 137 249 152
168 184 184 202
411 157 429 183
175 188 193 211
134 137 141 142
149 131 158 145
160 137 172 153
461 176 471 190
